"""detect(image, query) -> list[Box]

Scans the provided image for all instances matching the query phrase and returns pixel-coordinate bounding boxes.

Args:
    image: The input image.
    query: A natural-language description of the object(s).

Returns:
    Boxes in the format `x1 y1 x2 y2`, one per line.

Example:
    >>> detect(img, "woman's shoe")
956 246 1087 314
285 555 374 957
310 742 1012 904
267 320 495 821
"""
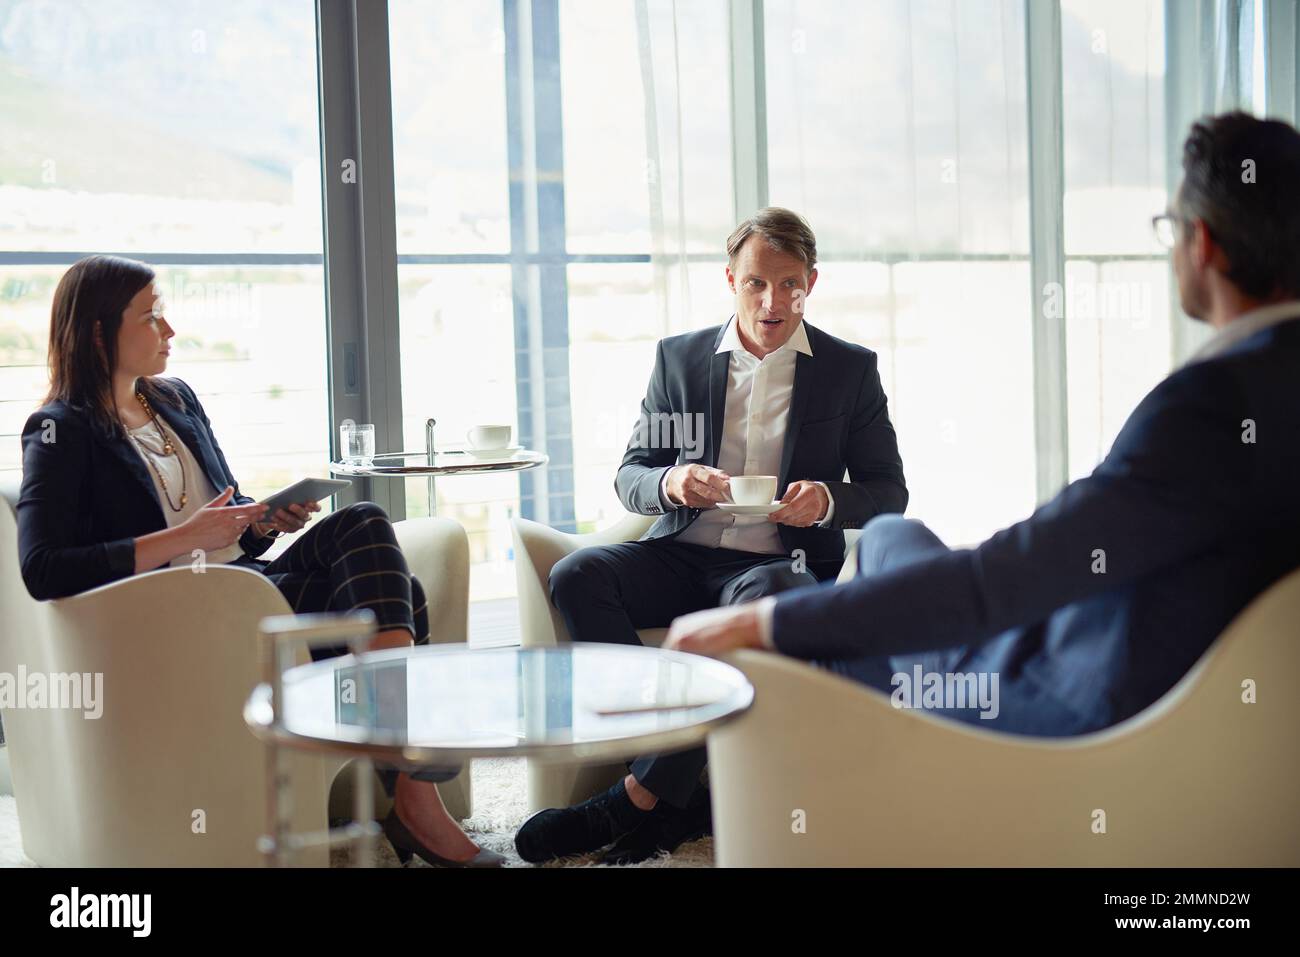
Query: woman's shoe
382 809 506 868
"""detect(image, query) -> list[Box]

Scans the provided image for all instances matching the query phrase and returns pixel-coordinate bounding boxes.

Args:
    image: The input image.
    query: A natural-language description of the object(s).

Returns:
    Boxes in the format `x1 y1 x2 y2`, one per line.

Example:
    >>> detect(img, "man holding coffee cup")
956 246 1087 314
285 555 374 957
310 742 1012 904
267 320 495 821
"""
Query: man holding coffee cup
515 207 909 864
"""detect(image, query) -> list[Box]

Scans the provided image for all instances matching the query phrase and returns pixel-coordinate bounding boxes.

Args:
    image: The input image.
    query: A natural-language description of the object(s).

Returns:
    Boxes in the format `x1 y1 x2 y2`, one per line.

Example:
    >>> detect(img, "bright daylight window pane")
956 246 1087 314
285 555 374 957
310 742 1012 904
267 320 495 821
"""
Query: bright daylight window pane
396 265 519 601
389 2 518 602
561 0 734 531
1061 0 1171 481
566 262 734 532
560 0 733 255
0 1 322 254
389 0 510 254
765 0 1034 546
0 2 327 515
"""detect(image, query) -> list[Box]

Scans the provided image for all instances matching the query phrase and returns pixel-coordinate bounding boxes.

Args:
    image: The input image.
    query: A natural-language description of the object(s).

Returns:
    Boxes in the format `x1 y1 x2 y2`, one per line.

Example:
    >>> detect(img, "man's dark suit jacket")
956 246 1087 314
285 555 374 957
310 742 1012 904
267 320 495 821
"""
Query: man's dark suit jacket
772 313 1300 732
17 377 273 601
615 319 909 580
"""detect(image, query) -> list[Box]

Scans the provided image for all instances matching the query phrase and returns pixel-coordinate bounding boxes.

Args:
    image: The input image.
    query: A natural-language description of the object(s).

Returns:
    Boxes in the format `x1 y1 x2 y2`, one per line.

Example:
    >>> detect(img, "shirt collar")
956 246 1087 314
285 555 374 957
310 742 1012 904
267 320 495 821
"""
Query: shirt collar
1185 300 1300 364
717 315 814 359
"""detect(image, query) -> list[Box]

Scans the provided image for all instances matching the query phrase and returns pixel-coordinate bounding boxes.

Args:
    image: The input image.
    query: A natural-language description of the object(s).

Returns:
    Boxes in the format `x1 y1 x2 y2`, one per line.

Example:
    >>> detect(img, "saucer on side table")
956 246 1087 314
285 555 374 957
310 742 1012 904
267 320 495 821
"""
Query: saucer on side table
463 445 523 459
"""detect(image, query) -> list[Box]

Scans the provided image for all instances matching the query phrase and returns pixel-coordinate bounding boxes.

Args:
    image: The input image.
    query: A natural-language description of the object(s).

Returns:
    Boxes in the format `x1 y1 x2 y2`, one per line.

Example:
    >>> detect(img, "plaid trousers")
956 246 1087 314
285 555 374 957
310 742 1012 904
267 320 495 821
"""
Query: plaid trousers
235 501 429 648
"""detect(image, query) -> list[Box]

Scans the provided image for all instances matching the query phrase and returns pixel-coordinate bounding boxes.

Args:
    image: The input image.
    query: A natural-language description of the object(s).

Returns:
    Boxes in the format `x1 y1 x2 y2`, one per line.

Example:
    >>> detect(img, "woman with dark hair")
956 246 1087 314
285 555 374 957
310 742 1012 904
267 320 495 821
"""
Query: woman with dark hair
16 254 502 867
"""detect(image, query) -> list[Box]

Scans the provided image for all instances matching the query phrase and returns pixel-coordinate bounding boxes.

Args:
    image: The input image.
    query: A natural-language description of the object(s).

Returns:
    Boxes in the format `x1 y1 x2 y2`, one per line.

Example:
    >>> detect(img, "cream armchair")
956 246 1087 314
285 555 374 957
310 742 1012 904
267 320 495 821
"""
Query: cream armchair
0 481 471 867
707 567 1300 866
512 513 859 813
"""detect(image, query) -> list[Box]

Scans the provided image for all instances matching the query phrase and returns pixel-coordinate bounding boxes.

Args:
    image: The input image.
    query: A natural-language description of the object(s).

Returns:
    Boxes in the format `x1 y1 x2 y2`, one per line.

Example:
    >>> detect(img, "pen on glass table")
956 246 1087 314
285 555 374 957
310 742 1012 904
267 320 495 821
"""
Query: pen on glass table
589 701 720 716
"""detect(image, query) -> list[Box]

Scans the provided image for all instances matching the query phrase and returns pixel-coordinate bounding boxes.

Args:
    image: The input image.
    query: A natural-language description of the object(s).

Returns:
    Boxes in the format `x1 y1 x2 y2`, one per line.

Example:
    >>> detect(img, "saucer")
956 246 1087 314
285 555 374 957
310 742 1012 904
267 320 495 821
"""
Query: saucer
463 445 523 459
717 502 781 516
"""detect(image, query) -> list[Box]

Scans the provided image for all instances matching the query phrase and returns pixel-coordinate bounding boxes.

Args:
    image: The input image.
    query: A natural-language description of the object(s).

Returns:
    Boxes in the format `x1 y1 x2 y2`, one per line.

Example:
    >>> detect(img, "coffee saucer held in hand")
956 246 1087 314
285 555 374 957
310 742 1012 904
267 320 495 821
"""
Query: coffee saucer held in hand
717 502 781 516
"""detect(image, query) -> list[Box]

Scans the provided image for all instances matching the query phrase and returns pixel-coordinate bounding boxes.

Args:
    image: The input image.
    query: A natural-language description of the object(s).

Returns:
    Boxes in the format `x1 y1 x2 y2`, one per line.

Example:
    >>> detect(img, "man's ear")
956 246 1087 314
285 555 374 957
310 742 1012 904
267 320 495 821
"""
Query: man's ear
1190 219 1215 271
725 264 736 294
805 267 819 297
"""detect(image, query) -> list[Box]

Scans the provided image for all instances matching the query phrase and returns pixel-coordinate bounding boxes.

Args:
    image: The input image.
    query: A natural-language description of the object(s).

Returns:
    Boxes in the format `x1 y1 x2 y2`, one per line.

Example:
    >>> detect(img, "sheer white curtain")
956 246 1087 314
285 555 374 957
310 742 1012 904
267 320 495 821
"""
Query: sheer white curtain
763 0 1034 547
1061 0 1170 478
1164 0 1268 365
632 0 734 336
562 0 733 531
615 0 1275 540
635 0 691 335
1265 0 1300 121
1065 0 1269 478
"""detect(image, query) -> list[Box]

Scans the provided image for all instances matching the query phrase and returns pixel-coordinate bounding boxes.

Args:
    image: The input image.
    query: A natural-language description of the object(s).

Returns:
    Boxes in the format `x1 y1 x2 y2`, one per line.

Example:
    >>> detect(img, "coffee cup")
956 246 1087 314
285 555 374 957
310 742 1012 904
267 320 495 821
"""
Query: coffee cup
729 474 777 506
467 424 512 450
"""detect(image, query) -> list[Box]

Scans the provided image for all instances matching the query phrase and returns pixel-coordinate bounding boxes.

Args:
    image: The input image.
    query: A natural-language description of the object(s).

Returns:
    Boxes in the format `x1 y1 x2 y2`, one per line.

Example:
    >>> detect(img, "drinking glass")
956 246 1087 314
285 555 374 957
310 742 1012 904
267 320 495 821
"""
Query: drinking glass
341 423 375 466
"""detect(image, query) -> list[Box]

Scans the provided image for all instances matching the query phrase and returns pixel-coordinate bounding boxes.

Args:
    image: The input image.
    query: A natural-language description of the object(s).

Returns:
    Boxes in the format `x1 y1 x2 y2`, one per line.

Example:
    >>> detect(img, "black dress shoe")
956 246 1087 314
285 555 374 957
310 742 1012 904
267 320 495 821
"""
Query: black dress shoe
515 779 655 863
599 786 713 866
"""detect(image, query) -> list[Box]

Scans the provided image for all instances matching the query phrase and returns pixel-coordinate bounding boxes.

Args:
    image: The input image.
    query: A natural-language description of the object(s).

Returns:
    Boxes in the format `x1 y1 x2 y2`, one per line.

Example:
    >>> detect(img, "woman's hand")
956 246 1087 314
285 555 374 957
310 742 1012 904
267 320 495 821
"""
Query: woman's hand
179 486 267 552
251 501 321 538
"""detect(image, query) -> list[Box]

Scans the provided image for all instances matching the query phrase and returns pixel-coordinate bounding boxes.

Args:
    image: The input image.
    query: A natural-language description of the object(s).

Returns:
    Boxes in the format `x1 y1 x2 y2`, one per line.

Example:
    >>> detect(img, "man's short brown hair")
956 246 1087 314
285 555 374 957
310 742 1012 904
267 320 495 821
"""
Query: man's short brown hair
726 207 818 274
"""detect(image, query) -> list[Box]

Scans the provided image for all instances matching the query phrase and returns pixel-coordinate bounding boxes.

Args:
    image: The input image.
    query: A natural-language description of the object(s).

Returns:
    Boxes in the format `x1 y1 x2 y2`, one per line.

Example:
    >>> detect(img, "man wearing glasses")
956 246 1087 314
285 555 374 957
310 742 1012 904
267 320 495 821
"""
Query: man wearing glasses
667 112 1300 748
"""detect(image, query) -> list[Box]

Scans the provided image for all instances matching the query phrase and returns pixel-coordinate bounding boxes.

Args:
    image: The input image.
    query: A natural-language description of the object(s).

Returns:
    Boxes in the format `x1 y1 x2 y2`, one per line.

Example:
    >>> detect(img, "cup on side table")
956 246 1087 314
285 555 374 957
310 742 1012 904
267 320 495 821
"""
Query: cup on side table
341 423 376 466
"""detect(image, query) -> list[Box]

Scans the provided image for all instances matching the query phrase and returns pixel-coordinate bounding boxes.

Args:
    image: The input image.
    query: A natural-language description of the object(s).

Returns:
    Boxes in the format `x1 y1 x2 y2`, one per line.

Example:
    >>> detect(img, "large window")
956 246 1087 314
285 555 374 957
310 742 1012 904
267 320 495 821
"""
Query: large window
764 0 1035 547
1060 0 1171 481
389 0 515 598
560 0 735 532
4 0 1278 614
389 0 735 602
0 0 328 516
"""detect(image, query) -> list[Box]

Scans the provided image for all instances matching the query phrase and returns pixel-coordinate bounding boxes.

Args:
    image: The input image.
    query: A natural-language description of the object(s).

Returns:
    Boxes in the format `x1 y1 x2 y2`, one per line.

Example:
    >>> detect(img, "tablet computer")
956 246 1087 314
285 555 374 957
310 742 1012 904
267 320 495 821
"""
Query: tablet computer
257 478 352 521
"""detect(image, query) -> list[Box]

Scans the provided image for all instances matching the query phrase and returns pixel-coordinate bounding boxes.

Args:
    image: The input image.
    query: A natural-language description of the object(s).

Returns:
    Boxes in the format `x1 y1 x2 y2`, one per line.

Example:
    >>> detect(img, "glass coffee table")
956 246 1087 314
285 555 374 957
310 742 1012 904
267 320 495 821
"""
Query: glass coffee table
244 616 754 865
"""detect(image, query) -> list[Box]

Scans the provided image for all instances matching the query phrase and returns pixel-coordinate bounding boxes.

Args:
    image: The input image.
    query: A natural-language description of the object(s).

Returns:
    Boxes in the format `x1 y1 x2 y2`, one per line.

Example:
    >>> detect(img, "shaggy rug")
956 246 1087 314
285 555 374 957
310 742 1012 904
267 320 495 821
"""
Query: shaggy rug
332 757 714 867
0 758 712 868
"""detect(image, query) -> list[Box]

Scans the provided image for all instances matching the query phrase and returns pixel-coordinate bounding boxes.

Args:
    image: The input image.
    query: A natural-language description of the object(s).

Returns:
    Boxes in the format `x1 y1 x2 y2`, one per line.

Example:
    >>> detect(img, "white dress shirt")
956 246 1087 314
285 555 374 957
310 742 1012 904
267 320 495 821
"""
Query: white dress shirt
659 316 834 555
1185 300 1300 364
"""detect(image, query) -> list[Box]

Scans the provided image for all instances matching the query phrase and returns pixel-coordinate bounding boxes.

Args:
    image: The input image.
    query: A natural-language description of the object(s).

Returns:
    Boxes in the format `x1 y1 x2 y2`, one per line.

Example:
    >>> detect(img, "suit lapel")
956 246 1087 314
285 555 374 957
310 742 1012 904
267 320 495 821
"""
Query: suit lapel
777 346 814 491
705 322 730 469
153 397 224 494
706 351 729 469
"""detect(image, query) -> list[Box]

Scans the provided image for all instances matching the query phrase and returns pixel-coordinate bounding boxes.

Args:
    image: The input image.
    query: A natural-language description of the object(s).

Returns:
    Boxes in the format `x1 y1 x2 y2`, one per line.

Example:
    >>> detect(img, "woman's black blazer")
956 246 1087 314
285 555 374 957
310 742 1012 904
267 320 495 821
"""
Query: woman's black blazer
16 377 273 601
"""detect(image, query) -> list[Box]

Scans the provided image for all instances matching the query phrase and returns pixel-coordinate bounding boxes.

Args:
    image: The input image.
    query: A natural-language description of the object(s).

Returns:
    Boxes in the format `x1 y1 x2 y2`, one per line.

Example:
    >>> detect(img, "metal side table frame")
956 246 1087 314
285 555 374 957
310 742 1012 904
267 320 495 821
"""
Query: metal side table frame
246 609 395 868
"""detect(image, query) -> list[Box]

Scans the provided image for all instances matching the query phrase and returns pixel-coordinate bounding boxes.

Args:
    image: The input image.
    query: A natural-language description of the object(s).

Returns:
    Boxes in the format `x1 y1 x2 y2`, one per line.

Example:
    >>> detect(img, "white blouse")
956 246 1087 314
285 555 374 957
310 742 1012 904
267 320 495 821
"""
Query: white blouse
126 417 246 567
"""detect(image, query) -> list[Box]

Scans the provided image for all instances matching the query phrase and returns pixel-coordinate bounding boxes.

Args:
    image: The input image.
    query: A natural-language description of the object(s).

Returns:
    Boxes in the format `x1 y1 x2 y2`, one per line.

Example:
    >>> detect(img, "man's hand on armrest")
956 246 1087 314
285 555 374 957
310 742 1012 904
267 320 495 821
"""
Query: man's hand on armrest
664 596 778 656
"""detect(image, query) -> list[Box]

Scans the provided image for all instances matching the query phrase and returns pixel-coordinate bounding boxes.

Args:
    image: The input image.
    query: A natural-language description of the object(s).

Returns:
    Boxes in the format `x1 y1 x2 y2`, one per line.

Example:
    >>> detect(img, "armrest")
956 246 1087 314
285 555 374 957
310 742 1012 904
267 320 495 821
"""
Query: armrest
710 603 1300 866
511 513 655 648
393 517 470 646
13 565 330 866
835 529 861 584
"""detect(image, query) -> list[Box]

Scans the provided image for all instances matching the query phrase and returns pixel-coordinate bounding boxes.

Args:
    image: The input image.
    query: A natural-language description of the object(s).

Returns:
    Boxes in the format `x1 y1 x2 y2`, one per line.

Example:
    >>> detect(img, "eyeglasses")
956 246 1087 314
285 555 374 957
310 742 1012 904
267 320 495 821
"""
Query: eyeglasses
1151 212 1181 249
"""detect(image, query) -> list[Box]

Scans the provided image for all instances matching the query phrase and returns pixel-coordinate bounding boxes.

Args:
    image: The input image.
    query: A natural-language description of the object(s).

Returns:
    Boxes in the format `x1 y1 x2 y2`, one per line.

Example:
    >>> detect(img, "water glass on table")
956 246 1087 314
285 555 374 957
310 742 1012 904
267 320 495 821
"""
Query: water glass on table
341 423 375 466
